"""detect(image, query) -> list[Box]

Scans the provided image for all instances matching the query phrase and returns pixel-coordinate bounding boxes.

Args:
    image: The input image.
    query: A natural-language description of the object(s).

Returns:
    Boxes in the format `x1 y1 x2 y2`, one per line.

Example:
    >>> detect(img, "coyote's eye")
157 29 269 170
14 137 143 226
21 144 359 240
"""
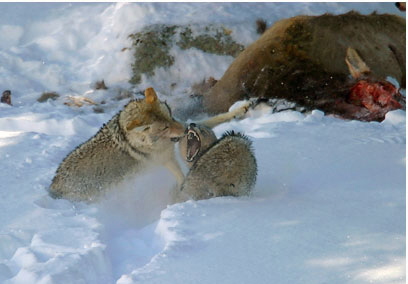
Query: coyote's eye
143 126 150 131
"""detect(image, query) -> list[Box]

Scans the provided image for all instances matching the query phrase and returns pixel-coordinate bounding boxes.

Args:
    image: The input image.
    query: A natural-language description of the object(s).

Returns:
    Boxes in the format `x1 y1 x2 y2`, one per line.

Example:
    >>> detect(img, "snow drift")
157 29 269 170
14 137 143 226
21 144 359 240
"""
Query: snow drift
0 3 405 284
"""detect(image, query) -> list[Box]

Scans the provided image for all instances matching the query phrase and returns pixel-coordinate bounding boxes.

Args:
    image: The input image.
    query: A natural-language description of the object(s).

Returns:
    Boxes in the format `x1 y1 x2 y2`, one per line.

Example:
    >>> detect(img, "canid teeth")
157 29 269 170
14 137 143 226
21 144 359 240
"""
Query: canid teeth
186 129 200 162
186 148 199 162
187 130 200 141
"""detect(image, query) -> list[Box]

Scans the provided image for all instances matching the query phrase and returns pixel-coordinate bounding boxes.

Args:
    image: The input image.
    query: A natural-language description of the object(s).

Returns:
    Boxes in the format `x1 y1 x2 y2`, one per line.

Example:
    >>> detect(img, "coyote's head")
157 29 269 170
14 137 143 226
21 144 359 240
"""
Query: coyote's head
178 123 217 165
119 87 185 147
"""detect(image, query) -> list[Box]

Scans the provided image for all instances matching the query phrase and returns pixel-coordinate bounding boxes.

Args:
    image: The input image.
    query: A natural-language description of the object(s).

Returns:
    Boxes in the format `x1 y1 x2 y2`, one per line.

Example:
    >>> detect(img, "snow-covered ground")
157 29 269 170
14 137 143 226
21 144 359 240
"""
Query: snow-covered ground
0 2 405 284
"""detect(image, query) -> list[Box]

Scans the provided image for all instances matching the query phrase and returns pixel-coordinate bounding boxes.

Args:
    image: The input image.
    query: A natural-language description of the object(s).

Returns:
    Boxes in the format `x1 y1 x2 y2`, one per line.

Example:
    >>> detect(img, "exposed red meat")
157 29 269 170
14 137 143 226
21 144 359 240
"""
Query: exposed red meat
349 80 404 115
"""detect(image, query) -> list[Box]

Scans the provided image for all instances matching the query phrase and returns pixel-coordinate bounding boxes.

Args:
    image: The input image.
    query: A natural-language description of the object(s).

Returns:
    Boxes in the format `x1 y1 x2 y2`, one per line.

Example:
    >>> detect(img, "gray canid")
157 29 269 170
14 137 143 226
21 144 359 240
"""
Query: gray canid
49 87 185 202
50 88 252 202
176 124 257 202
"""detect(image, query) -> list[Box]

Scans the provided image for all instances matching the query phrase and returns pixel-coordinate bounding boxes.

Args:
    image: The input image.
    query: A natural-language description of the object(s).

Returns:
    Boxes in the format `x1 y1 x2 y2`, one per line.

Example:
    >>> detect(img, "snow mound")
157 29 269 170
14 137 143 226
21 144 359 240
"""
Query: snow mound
382 109 406 125
117 107 405 284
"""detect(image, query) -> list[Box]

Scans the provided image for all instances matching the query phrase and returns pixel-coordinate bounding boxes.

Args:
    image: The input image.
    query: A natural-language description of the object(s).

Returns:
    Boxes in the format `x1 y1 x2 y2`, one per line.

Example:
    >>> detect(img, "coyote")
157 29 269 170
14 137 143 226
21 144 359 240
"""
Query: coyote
50 88 251 202
178 123 217 167
178 99 256 168
50 88 185 202
175 129 257 202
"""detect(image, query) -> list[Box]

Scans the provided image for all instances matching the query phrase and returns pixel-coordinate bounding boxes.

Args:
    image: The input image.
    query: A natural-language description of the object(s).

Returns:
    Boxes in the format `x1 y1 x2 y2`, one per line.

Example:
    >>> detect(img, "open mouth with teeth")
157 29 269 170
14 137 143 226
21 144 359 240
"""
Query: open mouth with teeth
186 128 201 162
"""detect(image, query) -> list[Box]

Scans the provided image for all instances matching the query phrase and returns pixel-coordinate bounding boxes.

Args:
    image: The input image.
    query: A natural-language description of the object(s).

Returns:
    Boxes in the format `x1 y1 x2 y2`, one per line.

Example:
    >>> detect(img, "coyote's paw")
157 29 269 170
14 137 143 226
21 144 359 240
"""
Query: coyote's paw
231 100 253 119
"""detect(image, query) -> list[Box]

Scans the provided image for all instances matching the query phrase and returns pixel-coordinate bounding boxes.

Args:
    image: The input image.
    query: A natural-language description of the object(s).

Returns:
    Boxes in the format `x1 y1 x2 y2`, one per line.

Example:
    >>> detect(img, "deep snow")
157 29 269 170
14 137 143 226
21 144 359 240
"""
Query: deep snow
0 2 405 284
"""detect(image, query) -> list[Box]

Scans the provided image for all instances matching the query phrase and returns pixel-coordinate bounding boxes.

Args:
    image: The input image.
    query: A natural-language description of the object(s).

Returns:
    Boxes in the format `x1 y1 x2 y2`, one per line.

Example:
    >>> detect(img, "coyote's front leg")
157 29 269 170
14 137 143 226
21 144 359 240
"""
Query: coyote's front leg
198 100 252 128
163 152 185 186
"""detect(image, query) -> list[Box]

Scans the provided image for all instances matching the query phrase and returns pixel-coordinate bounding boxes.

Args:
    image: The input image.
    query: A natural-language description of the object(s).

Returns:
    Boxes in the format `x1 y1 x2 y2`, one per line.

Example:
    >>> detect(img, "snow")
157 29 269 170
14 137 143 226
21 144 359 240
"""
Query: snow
0 2 405 284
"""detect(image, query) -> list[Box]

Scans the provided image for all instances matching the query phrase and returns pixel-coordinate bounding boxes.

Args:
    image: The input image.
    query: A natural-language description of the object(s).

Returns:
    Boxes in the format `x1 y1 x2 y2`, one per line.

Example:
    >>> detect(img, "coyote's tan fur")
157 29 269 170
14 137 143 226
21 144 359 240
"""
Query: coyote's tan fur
50 88 252 202
175 130 257 202
175 103 257 202
50 88 185 202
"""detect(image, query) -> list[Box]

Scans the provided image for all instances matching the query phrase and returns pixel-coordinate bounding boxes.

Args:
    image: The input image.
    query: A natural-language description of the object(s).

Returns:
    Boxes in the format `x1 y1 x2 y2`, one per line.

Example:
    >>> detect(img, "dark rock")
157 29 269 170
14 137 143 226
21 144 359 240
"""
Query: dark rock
94 80 108 90
37 92 60 103
256 18 267 35
1 90 11 105
396 2 406 12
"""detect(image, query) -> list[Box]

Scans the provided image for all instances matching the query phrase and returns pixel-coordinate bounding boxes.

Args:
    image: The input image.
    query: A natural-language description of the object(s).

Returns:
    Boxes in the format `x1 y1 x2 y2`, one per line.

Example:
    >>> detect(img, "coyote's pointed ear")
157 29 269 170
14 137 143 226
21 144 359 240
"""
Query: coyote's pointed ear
345 47 371 79
145 87 158 104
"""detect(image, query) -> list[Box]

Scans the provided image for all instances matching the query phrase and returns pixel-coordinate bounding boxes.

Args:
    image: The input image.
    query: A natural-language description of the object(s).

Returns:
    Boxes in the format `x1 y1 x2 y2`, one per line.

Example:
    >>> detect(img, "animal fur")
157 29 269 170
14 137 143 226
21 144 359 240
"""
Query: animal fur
178 123 217 167
203 12 405 120
50 87 185 202
178 100 253 168
175 131 257 202
50 88 252 202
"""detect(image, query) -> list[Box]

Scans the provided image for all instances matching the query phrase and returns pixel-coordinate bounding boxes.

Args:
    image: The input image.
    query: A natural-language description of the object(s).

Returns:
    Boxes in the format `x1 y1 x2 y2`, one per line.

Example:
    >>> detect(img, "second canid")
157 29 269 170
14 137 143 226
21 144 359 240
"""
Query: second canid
175 124 257 202
49 87 251 202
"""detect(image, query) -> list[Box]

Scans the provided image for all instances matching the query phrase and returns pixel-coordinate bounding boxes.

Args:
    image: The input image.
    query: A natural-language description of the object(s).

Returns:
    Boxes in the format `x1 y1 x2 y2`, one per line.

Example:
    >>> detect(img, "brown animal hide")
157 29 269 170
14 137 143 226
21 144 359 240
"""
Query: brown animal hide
203 12 405 121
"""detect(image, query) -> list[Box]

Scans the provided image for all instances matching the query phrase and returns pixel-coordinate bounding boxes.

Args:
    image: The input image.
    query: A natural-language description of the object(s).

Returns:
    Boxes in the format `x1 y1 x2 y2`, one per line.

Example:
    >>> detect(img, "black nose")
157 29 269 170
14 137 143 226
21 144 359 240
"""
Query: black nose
189 123 196 128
